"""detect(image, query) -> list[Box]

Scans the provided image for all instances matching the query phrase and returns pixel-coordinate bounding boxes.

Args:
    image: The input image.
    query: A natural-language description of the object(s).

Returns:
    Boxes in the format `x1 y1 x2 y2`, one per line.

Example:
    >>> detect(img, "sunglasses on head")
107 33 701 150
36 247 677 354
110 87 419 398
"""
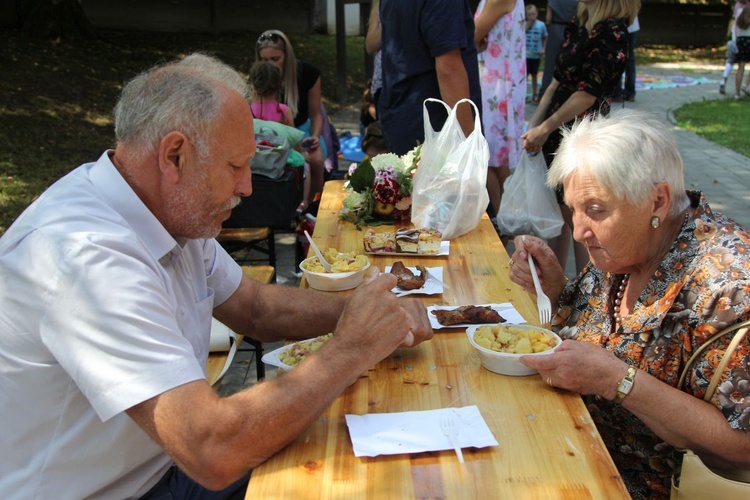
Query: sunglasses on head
257 33 282 45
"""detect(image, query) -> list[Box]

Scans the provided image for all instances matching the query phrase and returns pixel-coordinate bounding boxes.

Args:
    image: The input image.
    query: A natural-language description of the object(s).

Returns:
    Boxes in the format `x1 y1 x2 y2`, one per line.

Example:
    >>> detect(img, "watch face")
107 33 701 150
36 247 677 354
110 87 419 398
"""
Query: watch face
620 379 633 393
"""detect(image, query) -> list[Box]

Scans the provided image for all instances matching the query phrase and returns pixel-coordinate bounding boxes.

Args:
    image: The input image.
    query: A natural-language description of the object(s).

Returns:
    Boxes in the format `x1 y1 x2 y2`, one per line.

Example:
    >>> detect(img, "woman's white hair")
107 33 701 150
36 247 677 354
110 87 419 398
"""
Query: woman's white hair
547 109 690 217
113 53 250 163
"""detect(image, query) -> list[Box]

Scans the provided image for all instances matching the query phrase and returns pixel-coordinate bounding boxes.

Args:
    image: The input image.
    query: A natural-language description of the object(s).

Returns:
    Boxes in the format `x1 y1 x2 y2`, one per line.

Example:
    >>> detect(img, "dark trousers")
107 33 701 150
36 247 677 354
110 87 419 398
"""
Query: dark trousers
140 465 252 500
619 32 637 97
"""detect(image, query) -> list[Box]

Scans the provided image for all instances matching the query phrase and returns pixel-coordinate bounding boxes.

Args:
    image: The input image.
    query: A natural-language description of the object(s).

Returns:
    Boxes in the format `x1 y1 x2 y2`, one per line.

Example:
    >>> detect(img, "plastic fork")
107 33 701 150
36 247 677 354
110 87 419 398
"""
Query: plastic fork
440 410 464 463
522 235 552 325
304 230 331 272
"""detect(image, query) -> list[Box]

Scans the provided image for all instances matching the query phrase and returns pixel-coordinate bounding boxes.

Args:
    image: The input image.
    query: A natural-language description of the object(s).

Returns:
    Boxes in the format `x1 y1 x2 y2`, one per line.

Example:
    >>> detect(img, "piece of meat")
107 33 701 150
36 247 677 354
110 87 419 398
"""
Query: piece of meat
390 261 427 290
431 305 505 326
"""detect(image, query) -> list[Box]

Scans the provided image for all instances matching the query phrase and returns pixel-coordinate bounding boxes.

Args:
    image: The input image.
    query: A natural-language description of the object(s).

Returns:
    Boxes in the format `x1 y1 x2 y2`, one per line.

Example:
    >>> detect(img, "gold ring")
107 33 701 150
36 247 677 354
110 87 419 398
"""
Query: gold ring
545 377 553 387
508 258 514 268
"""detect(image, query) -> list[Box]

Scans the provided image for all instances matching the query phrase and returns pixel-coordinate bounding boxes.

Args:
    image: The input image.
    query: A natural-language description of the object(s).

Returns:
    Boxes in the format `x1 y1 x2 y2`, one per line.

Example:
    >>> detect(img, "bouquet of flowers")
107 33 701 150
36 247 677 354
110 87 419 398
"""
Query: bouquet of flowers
338 145 421 229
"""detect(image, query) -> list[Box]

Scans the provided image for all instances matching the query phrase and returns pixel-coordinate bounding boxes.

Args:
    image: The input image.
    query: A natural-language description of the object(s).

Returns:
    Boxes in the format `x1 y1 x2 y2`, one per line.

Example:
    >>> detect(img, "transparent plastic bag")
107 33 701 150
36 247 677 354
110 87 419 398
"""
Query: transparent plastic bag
497 152 563 239
411 98 490 240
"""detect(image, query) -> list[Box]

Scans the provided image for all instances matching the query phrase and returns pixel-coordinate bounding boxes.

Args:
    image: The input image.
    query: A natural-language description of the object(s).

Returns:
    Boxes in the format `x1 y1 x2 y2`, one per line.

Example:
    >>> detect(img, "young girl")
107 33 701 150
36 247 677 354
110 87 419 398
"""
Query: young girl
249 61 295 127
735 6 750 98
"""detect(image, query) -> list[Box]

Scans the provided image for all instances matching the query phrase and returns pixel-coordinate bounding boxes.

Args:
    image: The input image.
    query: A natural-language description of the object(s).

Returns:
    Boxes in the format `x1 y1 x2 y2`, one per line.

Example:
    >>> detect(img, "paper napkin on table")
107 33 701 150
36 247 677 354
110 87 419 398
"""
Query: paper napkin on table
345 405 498 457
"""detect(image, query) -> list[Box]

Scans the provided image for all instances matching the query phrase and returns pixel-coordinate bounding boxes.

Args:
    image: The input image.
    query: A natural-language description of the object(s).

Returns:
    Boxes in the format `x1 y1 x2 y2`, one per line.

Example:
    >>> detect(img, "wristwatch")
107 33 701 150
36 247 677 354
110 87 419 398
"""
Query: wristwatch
614 366 637 404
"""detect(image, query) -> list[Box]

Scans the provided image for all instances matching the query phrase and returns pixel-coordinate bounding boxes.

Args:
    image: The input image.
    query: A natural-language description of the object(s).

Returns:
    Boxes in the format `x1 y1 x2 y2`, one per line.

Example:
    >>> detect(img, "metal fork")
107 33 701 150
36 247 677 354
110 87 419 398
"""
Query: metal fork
440 410 464 463
522 235 552 325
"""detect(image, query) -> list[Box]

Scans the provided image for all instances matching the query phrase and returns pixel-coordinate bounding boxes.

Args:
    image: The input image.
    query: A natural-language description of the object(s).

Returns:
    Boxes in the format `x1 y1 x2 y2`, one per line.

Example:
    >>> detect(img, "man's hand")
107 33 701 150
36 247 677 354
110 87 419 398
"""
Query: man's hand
332 267 433 366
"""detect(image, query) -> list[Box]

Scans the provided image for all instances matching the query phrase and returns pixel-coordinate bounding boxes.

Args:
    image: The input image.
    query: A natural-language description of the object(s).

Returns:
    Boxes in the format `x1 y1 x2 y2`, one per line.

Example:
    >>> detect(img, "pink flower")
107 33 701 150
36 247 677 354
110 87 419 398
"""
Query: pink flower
395 196 412 211
489 42 501 58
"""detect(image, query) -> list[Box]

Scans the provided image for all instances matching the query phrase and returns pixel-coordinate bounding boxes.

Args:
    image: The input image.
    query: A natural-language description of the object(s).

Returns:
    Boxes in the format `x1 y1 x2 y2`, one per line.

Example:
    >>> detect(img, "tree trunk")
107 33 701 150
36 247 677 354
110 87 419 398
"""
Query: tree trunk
16 0 97 40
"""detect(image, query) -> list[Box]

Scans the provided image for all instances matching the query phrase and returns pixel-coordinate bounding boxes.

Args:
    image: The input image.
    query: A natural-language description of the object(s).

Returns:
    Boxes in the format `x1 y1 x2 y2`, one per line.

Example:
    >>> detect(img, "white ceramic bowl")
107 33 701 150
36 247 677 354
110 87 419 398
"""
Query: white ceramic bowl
300 256 371 292
466 324 562 376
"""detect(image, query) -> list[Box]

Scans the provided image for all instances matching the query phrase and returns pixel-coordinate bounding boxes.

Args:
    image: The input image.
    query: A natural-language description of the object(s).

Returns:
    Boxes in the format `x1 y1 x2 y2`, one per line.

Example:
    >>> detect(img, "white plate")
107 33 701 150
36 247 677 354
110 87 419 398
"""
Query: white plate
366 241 450 257
426 303 527 330
385 266 444 296
261 336 331 371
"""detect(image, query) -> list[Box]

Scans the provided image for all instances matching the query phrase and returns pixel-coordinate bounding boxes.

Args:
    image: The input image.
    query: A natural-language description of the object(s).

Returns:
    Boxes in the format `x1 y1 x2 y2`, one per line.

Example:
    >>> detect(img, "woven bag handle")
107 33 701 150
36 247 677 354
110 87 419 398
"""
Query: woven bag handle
677 319 750 401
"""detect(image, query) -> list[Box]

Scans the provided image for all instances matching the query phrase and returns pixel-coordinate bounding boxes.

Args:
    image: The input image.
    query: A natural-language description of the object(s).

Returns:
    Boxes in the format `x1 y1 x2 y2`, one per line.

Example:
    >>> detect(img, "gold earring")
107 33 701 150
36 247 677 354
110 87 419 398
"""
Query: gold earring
651 216 660 229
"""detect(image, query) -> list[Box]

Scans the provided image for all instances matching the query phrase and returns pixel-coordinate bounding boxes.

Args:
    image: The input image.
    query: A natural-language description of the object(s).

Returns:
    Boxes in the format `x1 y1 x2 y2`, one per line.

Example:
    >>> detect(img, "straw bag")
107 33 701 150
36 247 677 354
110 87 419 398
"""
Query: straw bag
670 319 750 499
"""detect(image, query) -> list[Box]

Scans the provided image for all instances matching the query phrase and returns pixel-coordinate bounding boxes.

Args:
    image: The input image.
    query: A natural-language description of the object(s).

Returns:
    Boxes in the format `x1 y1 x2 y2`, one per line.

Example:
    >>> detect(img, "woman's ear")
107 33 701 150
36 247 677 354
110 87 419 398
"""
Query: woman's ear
653 181 673 219
158 131 188 184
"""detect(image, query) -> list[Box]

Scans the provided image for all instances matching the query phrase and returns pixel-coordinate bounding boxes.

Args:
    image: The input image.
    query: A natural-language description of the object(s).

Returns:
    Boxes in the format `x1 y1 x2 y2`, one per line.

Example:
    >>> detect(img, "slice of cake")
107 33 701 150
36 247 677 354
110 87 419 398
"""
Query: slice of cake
363 228 396 253
417 228 442 255
395 228 419 254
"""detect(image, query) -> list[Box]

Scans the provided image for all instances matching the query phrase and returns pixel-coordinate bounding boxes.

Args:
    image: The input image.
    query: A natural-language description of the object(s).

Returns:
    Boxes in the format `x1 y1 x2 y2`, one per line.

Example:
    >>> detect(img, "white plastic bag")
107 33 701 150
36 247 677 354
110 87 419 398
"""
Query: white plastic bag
411 98 490 240
497 152 564 239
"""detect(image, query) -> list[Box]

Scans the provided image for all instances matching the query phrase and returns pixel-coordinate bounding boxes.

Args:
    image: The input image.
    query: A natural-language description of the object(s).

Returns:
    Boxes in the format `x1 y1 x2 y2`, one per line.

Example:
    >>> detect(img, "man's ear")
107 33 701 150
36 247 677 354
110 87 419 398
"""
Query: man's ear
158 131 189 184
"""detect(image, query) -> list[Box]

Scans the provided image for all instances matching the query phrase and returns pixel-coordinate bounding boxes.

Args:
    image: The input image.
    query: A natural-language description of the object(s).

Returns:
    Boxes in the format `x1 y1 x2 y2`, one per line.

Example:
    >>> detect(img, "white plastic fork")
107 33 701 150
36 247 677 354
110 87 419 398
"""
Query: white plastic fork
522 235 552 325
440 410 464 464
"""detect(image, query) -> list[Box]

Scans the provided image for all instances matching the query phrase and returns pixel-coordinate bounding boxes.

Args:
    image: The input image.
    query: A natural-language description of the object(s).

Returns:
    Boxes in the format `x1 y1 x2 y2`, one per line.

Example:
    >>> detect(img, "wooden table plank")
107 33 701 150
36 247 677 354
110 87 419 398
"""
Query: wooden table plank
245 180 628 499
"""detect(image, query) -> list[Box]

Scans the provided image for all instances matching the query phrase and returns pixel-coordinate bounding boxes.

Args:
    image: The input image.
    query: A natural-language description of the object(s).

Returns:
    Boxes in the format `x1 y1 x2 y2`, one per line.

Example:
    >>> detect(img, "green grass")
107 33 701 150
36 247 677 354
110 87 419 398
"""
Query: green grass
674 96 750 157
0 29 365 234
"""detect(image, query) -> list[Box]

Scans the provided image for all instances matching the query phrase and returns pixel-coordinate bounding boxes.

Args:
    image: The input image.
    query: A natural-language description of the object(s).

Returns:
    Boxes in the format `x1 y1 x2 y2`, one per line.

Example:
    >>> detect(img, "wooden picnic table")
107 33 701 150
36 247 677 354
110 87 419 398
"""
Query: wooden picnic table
244 180 628 499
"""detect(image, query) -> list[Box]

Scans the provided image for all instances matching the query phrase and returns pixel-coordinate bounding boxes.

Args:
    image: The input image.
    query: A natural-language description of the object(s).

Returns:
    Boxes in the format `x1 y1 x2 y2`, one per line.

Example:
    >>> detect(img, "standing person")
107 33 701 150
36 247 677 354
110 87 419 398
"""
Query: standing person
734 6 750 99
719 0 750 95
525 3 548 103
0 53 433 499
248 60 294 127
256 30 326 213
522 0 640 274
378 0 482 156
539 0 579 98
474 0 526 220
615 15 640 102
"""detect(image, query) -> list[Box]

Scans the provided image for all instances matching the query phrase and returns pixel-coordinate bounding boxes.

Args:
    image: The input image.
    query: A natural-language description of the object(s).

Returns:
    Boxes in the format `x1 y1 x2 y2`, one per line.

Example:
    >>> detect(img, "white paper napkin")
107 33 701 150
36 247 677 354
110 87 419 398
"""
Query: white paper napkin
385 266 444 297
345 405 498 457
426 303 527 329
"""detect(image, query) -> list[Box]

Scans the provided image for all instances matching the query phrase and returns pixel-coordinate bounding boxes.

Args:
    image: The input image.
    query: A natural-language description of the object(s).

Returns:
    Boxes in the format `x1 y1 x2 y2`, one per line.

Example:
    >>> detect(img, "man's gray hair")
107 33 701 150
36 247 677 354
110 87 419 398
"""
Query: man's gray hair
113 53 250 162
548 109 690 216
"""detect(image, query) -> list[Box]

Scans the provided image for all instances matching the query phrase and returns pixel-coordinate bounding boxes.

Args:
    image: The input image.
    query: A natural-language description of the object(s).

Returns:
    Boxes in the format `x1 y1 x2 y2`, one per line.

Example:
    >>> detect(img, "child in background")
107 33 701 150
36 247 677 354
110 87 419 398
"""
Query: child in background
719 0 750 95
249 61 295 127
735 6 750 98
525 4 548 103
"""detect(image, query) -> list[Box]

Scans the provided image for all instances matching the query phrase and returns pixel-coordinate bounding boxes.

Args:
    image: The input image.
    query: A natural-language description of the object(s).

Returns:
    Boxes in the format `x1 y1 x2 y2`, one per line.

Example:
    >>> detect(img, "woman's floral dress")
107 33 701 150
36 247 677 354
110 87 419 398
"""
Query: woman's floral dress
542 16 628 165
553 192 750 499
475 0 526 170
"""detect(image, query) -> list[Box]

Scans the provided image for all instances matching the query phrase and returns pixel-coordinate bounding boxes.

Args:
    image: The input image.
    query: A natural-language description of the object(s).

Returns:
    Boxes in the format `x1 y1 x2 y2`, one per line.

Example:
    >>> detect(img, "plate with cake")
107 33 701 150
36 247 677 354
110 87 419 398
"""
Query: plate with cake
426 303 526 329
364 228 449 256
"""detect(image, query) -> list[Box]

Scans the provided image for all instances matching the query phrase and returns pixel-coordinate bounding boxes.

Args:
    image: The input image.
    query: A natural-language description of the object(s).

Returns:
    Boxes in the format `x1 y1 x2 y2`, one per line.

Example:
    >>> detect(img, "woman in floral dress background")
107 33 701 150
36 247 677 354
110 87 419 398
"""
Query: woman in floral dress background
474 0 527 223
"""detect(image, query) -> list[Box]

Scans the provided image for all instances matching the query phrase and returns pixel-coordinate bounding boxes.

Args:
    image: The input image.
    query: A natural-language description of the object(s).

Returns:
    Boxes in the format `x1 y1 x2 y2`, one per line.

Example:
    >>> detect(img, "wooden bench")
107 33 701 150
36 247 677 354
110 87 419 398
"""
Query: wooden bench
217 226 276 271
205 264 275 387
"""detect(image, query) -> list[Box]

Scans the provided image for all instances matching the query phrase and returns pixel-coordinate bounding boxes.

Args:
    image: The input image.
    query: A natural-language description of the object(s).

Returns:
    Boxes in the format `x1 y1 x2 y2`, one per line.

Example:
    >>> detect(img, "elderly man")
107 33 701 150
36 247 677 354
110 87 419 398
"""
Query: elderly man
0 54 432 499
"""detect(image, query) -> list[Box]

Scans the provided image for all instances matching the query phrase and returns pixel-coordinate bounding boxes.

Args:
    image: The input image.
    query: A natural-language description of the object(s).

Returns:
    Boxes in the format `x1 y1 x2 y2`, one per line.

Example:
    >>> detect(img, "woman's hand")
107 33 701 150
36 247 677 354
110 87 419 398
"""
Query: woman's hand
521 124 550 154
509 235 567 304
520 340 627 399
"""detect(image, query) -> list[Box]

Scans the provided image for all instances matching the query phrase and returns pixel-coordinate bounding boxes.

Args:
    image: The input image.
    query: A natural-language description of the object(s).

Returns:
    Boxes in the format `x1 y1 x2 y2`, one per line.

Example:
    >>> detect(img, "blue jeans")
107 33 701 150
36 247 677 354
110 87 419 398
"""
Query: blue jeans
140 465 252 500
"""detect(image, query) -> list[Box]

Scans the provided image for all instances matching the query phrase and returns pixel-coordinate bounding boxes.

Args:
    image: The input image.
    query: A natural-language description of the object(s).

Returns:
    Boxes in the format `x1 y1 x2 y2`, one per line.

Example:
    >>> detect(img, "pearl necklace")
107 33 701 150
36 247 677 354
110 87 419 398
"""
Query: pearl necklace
613 273 630 327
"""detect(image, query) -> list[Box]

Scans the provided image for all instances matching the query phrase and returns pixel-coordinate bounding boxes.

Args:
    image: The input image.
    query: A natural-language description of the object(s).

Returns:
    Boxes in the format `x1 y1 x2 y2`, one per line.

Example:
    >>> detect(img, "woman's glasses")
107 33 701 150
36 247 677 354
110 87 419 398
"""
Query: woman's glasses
257 33 282 45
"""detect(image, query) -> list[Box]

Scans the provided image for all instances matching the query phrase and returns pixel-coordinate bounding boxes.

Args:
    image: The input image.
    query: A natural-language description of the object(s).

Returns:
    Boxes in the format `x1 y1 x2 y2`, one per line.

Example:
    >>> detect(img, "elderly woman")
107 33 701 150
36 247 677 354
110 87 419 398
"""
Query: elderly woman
509 110 750 498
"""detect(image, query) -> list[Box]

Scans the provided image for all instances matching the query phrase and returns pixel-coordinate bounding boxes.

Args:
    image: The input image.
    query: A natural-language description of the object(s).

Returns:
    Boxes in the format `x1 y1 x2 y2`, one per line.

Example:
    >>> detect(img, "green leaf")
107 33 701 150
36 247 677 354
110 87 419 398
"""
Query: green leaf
349 157 375 193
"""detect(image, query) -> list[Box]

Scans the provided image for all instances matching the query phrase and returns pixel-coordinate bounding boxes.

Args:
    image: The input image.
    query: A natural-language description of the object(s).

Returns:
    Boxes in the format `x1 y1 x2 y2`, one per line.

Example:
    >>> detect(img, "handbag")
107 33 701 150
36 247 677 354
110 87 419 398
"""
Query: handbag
410 98 489 240
251 126 291 180
496 152 564 239
670 319 750 499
